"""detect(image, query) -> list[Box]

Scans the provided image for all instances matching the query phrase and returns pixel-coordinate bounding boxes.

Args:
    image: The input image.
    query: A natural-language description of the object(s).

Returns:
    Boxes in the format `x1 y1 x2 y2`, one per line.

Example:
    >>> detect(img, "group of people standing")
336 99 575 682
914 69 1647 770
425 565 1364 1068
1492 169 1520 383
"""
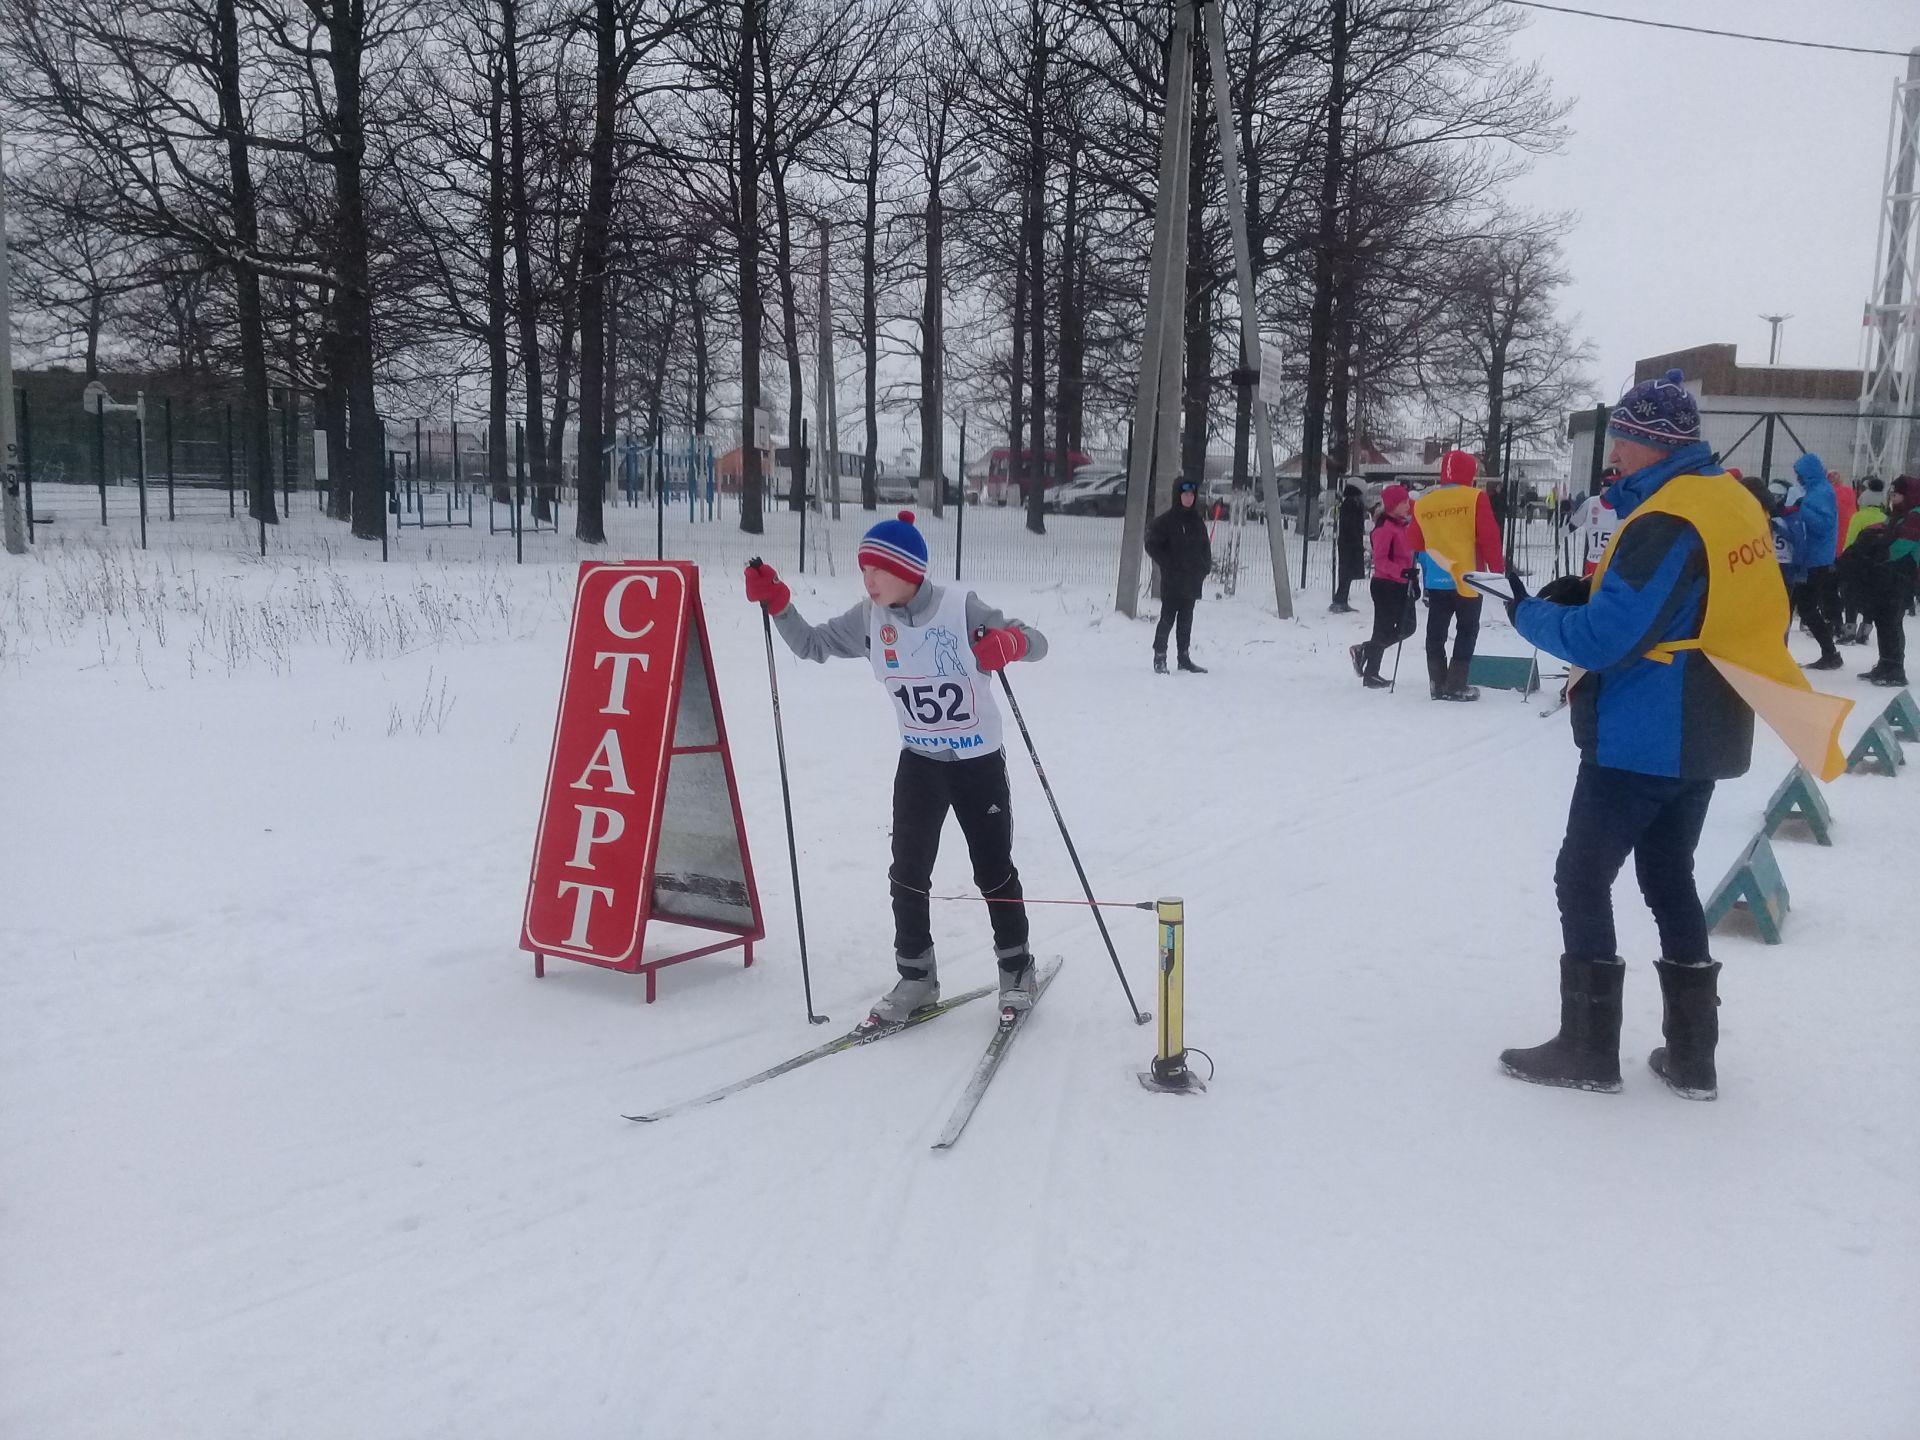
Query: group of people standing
1751 460 1918 690
1341 448 1507 699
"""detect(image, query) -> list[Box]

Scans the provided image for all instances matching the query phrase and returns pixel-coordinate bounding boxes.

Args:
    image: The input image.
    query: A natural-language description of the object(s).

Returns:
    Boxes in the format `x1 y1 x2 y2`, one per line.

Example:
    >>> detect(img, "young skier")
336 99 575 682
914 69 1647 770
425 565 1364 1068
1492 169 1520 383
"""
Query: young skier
1565 476 1620 577
1349 483 1418 688
743 512 1049 1024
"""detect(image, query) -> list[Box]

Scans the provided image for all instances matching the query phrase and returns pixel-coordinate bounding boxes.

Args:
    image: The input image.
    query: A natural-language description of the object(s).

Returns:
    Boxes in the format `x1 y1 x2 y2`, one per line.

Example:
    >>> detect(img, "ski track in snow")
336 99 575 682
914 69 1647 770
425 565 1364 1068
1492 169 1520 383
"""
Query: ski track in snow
1 543 1916 1439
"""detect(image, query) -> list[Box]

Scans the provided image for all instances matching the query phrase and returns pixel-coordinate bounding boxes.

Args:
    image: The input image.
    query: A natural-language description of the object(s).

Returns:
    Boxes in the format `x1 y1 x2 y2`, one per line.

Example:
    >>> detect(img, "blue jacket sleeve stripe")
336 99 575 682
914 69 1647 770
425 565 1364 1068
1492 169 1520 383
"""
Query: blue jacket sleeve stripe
1515 517 1704 672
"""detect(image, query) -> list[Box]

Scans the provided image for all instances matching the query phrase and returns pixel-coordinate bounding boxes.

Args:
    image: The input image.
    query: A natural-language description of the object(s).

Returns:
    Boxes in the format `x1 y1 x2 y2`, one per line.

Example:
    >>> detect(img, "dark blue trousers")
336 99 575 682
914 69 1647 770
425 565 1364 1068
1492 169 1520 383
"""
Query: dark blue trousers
1553 762 1716 962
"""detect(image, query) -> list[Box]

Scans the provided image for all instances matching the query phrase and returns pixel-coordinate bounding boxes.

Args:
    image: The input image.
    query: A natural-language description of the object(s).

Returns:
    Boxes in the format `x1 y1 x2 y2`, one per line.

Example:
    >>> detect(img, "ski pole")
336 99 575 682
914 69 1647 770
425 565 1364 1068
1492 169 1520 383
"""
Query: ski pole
750 558 828 1026
990 660 1151 1027
1388 580 1419 694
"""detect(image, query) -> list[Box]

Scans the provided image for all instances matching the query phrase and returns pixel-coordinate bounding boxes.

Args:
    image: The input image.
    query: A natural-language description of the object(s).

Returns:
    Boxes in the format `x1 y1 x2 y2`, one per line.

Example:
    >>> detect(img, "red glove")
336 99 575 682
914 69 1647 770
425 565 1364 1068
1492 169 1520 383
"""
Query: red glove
743 562 790 615
971 626 1028 671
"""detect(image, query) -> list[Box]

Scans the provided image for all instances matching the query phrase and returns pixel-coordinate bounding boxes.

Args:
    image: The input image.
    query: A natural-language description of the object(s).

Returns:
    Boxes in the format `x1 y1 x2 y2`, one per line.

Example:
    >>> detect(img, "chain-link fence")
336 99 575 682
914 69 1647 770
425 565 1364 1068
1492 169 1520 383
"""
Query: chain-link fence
10 374 316 546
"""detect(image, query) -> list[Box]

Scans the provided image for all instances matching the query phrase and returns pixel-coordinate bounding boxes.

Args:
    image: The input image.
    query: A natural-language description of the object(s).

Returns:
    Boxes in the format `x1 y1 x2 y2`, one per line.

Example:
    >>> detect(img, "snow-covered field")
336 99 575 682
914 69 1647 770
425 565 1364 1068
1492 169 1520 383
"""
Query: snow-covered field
3 514 1915 1439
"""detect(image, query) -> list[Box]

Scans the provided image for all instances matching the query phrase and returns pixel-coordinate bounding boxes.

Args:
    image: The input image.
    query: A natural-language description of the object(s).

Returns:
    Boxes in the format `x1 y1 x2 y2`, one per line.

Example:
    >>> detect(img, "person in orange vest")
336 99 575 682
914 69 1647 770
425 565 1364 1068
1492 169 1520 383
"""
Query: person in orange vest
1495 367 1845 1101
1406 449 1504 699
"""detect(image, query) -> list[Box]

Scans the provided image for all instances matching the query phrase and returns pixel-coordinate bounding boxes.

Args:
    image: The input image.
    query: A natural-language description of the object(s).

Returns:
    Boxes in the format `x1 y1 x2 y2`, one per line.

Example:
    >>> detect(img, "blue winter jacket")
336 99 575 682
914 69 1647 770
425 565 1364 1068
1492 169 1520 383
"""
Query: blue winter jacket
1792 453 1839 569
1514 441 1756 780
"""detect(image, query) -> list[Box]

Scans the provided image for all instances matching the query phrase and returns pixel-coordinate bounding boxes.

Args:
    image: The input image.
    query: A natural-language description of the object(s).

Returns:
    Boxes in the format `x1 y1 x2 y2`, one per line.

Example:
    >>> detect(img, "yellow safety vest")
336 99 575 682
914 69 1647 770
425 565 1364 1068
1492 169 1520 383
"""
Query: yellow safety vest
1586 472 1853 781
1413 485 1487 597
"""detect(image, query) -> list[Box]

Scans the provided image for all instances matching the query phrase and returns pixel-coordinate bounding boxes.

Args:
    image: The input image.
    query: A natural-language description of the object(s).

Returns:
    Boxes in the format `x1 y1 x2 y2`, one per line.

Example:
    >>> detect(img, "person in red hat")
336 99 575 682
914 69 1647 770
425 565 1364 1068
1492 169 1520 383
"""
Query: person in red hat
1407 449 1505 700
1349 483 1418 688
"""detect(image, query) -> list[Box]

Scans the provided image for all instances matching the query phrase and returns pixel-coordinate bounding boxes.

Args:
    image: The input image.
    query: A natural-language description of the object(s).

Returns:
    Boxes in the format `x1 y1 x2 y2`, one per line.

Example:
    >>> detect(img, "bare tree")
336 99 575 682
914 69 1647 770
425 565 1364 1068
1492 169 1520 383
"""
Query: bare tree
1422 210 1594 466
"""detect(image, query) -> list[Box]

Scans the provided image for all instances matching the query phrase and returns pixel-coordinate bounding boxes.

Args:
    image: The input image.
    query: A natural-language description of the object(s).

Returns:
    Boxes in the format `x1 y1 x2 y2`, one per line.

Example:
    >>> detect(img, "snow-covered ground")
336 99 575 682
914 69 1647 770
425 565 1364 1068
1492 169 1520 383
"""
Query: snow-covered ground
3 514 1915 1439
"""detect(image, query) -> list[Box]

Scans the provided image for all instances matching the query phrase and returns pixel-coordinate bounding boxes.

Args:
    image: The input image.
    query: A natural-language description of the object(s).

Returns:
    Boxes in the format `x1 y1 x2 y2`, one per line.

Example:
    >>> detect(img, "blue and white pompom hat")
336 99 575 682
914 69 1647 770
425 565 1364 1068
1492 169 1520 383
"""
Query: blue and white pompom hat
1607 367 1701 451
857 510 929 585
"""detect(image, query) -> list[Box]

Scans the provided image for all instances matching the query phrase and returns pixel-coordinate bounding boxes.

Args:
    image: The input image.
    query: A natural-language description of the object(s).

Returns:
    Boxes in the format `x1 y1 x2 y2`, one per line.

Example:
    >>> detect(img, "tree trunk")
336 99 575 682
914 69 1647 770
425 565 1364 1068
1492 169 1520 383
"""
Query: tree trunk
1297 0 1347 542
1485 337 1508 476
486 31 510 500
863 94 881 513
503 0 547 508
546 265 577 520
329 2 385 544
321 284 352 520
215 0 275 523
1328 260 1353 483
1009 197 1027 511
691 267 709 439
571 0 616 543
1053 139 1079 519
737 0 764 534
768 159 805 512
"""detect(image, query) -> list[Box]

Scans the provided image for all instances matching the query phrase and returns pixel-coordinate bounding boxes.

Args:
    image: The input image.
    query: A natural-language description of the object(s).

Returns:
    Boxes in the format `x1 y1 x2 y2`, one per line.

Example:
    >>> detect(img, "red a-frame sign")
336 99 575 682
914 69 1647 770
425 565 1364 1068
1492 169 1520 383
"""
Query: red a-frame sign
521 561 764 1000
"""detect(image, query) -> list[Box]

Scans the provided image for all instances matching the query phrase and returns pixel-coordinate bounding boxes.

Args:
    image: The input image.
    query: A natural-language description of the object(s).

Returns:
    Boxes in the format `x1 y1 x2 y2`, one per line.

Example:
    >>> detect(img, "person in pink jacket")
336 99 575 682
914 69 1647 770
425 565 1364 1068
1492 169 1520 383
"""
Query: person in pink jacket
1350 483 1419 689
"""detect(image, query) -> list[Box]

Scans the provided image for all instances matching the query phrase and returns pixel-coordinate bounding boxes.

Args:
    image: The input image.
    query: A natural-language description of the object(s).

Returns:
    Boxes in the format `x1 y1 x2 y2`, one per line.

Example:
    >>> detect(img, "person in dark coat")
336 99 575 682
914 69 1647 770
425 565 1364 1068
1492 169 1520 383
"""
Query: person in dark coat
1145 477 1212 673
1331 482 1366 612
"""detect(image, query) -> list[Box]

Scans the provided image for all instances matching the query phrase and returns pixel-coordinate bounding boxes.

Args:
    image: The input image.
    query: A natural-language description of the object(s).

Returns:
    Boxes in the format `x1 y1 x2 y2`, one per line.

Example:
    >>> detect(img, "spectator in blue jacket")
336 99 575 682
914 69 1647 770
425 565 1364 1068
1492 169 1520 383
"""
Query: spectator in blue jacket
1496 367 1767 1103
1788 453 1841 670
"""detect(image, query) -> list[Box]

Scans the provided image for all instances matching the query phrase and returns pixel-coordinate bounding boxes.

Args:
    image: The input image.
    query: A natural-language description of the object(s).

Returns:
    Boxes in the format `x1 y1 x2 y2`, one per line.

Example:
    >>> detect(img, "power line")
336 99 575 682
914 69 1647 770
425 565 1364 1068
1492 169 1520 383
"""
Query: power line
1508 1 1914 59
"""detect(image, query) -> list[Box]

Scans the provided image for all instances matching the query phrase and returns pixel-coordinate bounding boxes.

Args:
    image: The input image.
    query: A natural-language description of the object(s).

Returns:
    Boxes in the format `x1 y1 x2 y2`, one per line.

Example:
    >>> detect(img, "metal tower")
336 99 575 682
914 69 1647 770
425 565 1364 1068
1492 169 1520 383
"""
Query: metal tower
1856 48 1920 482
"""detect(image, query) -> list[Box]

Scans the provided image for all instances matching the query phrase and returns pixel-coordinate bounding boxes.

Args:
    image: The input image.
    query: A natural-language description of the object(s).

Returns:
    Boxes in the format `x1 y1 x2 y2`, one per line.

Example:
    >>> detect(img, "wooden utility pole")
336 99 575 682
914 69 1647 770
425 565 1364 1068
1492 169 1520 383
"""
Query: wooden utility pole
1118 1 1292 618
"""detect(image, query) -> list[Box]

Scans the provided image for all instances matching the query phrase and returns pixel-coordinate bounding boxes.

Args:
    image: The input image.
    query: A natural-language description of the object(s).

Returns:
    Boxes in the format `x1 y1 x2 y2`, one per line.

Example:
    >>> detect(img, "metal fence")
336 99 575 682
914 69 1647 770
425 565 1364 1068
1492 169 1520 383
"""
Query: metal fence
9 390 1585 606
8 380 316 547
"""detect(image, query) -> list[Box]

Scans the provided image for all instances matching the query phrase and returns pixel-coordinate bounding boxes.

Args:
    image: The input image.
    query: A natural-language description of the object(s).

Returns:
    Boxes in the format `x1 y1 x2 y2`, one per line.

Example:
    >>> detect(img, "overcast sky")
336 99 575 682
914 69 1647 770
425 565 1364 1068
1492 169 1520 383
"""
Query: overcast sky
1499 0 1918 399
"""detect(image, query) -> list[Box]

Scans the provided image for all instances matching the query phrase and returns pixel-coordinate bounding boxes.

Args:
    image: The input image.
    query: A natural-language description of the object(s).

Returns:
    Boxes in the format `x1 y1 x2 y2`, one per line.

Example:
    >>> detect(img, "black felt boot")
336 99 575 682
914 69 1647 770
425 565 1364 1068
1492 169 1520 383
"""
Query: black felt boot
1499 955 1625 1093
1648 959 1721 1101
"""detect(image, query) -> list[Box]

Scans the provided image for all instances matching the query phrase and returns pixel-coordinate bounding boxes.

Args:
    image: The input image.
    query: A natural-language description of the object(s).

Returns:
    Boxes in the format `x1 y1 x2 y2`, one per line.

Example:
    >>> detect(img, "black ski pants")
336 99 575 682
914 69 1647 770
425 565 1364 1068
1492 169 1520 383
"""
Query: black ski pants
1360 577 1416 675
1869 566 1914 668
1553 762 1716 963
1153 597 1197 658
890 749 1027 973
1425 589 1483 691
1792 570 1837 654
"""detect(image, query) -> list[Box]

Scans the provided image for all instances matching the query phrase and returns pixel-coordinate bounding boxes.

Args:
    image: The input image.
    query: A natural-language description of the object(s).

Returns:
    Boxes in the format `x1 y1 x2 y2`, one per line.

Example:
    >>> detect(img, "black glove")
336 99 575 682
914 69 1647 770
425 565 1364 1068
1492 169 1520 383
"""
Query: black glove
1537 574 1591 607
1501 570 1529 624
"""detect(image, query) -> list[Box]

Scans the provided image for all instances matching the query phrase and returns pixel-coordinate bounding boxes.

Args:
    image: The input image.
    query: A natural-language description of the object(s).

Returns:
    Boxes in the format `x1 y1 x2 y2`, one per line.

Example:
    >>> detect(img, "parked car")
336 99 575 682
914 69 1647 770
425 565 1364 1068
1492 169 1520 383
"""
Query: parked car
1056 470 1129 517
1045 466 1123 514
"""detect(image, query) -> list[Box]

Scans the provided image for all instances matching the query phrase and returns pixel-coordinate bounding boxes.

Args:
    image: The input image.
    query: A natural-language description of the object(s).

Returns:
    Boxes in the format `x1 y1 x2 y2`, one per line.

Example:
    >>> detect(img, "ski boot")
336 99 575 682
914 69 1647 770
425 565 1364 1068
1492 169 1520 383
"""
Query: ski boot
1499 954 1625 1093
997 954 1038 1020
1648 959 1721 1101
866 958 939 1028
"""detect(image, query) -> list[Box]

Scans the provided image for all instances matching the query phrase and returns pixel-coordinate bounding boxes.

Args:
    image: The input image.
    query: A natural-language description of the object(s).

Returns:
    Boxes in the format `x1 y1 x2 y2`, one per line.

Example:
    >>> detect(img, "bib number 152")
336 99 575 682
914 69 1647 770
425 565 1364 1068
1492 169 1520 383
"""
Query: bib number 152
891 681 972 726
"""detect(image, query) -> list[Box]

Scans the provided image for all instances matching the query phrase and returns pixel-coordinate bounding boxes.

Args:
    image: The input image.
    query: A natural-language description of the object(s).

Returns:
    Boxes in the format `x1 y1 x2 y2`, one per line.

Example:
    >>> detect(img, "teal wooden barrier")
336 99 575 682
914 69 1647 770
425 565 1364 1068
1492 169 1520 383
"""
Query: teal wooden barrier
1762 765 1832 846
1704 831 1790 945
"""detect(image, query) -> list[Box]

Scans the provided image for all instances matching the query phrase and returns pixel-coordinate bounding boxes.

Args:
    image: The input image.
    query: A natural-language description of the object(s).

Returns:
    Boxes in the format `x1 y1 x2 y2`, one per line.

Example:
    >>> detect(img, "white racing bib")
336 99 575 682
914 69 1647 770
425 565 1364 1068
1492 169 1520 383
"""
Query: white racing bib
868 587 1005 756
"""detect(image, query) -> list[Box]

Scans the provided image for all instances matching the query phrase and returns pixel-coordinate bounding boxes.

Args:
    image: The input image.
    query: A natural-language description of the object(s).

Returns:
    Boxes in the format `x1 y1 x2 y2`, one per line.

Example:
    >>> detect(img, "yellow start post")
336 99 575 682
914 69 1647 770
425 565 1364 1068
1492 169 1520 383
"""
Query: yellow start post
1140 896 1204 1093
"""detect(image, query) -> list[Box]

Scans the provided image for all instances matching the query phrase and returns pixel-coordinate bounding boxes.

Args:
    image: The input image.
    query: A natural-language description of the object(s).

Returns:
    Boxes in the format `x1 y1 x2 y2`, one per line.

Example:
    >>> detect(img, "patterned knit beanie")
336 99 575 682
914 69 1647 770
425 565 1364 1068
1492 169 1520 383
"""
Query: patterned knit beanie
1608 368 1700 451
858 510 929 585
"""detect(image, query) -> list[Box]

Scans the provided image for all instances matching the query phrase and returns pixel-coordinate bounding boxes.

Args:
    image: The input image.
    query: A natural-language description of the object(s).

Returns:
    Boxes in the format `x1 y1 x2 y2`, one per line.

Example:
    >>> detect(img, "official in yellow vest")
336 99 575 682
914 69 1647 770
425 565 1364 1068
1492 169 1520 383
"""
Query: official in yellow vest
1495 368 1850 1103
1407 449 1504 699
